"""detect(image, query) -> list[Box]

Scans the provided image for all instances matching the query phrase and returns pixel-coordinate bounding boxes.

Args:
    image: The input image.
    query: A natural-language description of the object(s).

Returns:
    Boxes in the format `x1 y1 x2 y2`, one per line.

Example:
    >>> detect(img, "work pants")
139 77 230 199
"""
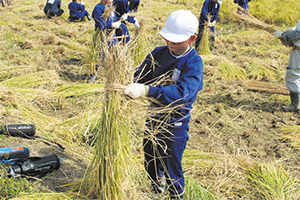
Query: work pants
286 48 300 93
143 119 189 197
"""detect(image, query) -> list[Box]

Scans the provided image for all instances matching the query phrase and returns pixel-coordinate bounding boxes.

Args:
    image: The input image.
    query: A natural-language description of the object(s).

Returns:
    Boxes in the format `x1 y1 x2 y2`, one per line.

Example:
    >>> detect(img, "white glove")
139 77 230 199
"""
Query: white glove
207 22 212 27
210 20 216 27
134 17 140 28
124 83 146 99
112 21 121 29
121 13 128 21
80 1 84 5
271 29 283 38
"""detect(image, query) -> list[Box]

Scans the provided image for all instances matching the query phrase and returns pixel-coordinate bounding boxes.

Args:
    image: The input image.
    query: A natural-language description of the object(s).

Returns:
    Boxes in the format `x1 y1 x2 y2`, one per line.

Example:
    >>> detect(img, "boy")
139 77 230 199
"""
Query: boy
113 0 140 44
68 0 92 22
234 0 251 25
44 0 64 18
272 19 300 112
195 0 222 54
87 0 121 83
124 9 204 199
129 0 140 13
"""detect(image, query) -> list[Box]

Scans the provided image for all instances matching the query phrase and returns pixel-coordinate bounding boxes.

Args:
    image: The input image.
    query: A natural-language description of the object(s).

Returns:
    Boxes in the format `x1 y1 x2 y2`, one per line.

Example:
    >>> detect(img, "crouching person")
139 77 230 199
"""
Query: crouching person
44 0 64 18
68 0 92 22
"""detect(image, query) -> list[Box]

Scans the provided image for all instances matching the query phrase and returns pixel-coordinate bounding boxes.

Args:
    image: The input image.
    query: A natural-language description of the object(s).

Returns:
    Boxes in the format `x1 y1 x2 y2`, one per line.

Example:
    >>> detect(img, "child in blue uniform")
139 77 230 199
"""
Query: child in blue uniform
124 9 204 199
44 0 64 18
113 0 140 44
68 0 92 22
87 0 120 83
195 0 222 54
234 0 251 25
129 0 140 13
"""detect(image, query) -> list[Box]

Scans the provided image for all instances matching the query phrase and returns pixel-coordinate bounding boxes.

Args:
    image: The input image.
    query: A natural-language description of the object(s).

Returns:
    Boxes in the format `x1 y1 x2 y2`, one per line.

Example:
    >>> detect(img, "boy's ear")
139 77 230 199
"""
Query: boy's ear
189 35 196 44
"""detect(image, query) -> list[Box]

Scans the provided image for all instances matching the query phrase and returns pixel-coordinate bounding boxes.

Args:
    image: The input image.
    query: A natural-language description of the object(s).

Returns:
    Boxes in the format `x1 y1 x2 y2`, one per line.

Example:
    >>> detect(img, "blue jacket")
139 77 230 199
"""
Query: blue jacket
44 0 61 14
92 3 116 31
68 2 85 17
200 0 220 22
234 0 251 9
135 46 204 122
113 0 136 23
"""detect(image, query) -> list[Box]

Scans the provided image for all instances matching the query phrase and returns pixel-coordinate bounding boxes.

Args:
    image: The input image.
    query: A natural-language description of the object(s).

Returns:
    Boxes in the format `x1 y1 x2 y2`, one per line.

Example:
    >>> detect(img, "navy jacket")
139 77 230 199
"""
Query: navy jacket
234 0 251 9
135 46 204 122
44 0 61 14
92 3 116 31
113 0 136 23
68 2 85 17
200 0 220 22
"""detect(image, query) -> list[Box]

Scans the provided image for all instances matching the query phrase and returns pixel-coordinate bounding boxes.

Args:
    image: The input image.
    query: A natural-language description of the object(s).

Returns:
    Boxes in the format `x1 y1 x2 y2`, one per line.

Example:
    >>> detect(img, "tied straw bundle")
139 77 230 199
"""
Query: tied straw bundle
231 6 292 47
76 6 145 200
232 6 276 33
197 15 214 55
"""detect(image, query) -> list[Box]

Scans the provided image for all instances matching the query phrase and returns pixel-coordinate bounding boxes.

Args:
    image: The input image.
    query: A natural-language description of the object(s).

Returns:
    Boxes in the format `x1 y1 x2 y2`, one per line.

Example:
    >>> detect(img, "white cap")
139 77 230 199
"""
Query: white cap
160 10 198 43
218 0 222 4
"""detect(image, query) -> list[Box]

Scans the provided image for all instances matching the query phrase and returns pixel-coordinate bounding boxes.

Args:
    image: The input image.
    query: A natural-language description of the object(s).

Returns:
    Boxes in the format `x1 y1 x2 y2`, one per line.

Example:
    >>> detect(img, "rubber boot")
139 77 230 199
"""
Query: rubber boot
282 92 300 112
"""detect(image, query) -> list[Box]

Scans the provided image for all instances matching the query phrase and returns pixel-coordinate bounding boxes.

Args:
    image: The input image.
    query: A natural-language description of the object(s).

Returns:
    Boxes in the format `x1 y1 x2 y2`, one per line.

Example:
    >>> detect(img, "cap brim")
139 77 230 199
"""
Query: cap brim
160 27 190 43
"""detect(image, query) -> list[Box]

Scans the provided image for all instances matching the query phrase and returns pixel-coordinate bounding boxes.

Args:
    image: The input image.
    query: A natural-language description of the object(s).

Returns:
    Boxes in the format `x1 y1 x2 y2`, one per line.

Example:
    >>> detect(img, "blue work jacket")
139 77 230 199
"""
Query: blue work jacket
135 46 204 122
92 3 116 31
200 0 220 22
68 2 85 17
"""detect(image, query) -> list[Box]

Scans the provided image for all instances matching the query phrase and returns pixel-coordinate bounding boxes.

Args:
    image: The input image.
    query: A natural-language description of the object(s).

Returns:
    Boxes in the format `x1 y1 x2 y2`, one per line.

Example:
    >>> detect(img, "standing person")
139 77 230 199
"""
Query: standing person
87 0 121 83
129 0 140 13
272 20 300 112
113 0 140 44
195 0 222 54
44 0 64 18
234 0 251 25
124 9 204 199
1 0 11 7
68 0 92 22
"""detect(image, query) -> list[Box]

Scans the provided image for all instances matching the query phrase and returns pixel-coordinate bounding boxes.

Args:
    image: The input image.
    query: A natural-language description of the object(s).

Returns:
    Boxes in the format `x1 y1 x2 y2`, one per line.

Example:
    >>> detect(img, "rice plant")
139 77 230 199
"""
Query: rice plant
247 163 300 200
76 30 139 199
197 23 212 55
218 59 247 81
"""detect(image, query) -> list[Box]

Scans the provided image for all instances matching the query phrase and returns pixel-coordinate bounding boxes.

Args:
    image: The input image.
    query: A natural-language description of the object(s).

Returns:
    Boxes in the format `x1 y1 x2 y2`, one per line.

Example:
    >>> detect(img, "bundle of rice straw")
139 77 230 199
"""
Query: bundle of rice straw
198 23 212 55
231 6 293 47
82 6 115 79
77 20 139 200
197 15 213 55
232 6 276 33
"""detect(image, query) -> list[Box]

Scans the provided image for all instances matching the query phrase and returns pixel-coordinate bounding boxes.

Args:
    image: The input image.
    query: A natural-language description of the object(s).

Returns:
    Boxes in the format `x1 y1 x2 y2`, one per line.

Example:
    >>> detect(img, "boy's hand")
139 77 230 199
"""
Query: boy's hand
134 17 140 28
112 22 121 28
124 83 146 99
121 13 128 21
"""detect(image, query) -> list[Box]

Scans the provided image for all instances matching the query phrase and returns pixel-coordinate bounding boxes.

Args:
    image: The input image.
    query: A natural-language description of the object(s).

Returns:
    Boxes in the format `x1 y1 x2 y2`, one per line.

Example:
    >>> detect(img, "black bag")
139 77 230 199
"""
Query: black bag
8 154 62 179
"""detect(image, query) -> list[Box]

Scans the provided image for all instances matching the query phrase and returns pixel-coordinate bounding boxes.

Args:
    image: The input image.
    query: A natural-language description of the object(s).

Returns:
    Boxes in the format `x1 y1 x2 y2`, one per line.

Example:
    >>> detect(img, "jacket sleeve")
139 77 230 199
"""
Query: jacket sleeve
281 30 300 45
200 1 209 22
93 7 112 30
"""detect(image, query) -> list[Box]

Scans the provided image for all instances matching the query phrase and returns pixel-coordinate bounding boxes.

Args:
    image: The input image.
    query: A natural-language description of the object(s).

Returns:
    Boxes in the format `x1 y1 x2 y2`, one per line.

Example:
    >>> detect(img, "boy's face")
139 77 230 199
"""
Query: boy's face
163 35 196 55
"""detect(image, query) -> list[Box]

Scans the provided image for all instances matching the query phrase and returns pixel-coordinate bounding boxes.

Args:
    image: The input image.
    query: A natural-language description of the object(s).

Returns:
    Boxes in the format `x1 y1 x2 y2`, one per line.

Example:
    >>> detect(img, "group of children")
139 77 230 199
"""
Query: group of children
43 0 141 82
41 0 299 199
